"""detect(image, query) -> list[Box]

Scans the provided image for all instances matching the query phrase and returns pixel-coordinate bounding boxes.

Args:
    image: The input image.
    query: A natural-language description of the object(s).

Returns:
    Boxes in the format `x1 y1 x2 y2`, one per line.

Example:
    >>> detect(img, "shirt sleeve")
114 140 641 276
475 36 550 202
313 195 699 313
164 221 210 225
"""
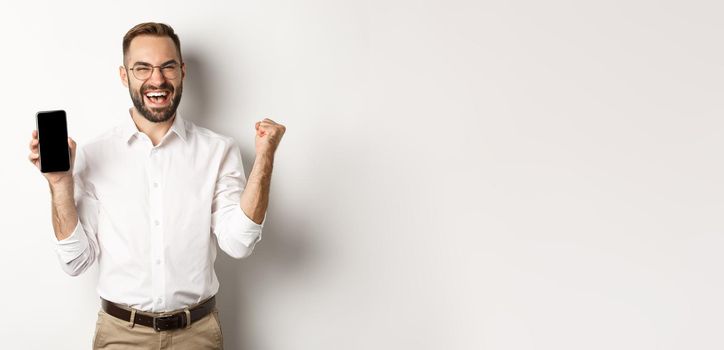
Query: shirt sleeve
211 139 265 259
54 146 101 276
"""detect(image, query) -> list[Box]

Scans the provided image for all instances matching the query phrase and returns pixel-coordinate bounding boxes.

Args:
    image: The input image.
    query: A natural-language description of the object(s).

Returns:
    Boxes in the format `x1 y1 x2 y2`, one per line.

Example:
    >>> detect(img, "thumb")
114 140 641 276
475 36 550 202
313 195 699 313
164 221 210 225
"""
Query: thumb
68 137 77 164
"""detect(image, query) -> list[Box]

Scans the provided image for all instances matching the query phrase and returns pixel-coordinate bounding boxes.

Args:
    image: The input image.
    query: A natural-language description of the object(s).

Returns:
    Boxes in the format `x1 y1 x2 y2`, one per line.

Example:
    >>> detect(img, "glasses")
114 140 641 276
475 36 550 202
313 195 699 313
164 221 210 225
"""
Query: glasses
126 63 181 80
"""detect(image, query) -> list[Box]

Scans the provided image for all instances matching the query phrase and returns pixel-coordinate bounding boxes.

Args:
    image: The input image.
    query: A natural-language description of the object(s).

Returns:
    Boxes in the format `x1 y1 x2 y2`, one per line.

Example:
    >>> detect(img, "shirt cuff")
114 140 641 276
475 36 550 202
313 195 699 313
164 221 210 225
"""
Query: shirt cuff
232 206 265 247
55 219 90 263
242 208 267 227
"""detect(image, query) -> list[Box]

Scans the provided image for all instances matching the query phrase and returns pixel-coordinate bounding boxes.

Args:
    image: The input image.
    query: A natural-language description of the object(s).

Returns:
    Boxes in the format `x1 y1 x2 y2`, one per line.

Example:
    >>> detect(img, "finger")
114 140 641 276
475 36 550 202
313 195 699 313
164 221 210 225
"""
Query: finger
258 124 282 134
32 129 38 139
68 138 77 164
29 138 38 150
28 152 39 162
257 126 271 135
259 121 278 128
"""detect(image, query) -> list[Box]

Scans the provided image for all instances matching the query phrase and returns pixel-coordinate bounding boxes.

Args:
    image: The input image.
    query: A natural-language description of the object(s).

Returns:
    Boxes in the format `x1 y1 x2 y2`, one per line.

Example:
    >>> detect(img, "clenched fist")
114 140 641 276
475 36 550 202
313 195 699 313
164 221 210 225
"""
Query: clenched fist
254 118 286 156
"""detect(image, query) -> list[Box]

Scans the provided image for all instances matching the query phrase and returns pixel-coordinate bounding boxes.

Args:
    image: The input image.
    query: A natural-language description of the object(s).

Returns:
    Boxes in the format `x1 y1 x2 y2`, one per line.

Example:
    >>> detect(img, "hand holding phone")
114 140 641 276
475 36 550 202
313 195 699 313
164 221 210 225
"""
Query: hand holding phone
29 110 76 185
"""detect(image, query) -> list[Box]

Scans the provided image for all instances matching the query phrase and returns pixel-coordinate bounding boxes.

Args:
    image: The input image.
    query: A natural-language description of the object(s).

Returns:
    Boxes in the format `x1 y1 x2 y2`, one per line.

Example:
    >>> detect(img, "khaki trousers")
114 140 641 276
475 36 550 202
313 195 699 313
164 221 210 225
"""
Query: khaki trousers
92 307 224 349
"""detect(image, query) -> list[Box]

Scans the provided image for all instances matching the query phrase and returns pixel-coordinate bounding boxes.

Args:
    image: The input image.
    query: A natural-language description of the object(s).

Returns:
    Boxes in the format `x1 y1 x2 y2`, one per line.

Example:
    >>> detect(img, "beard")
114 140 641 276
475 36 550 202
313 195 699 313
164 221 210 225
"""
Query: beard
129 81 183 123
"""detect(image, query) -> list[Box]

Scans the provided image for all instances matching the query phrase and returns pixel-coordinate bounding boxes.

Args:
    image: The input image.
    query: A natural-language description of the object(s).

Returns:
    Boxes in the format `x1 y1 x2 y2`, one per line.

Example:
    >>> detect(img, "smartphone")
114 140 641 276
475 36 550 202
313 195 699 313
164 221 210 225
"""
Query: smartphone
36 110 71 173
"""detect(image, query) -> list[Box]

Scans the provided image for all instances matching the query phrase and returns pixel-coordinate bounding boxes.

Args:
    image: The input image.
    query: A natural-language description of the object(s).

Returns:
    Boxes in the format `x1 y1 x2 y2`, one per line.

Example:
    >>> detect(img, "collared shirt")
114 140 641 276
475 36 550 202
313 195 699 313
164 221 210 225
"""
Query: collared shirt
55 112 264 312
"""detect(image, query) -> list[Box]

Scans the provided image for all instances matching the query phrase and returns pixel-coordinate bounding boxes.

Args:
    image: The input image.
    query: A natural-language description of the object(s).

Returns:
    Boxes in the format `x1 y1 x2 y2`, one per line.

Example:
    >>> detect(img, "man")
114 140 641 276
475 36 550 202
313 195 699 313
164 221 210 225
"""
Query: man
27 22 285 349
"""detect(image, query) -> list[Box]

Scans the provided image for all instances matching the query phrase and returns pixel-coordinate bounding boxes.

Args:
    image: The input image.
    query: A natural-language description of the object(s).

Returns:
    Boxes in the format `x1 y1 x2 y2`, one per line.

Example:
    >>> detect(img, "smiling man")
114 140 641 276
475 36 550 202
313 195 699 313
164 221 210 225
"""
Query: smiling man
28 22 285 349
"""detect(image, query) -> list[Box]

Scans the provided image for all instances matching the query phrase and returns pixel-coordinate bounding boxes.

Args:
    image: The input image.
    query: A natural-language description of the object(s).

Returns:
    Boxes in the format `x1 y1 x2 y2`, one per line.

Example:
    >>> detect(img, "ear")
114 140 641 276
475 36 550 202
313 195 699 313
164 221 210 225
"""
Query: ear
119 65 129 88
181 62 186 81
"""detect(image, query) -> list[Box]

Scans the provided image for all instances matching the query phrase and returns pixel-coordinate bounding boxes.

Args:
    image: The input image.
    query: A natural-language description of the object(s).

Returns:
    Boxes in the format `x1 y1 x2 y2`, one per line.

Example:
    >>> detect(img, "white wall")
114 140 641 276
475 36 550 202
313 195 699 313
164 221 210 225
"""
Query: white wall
1 0 723 349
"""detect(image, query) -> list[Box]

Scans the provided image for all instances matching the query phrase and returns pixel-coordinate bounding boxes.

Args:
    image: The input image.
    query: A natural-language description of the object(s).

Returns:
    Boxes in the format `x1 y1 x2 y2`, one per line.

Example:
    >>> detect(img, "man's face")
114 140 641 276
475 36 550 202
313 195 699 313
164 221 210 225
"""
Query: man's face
120 35 185 123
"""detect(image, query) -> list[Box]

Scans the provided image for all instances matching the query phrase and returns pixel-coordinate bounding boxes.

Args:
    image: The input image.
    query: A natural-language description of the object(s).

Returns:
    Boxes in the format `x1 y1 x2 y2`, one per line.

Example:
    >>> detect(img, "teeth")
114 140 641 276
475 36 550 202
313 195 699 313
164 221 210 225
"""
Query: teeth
145 91 167 97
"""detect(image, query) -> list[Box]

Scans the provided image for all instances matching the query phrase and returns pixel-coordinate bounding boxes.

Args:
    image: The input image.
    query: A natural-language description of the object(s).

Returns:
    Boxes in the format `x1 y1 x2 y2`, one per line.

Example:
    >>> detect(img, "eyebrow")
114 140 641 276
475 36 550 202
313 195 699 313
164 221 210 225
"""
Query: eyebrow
132 59 179 67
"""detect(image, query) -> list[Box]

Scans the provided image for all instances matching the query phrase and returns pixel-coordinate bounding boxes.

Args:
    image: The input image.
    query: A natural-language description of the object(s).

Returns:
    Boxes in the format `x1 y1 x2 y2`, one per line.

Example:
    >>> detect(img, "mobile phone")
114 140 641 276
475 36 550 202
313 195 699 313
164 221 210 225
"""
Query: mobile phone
35 110 71 173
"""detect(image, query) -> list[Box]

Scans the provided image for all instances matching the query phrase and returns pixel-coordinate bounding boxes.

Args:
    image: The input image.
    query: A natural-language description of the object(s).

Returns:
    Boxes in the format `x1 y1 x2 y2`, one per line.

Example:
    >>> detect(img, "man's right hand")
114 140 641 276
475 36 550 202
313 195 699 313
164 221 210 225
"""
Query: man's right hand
28 129 77 188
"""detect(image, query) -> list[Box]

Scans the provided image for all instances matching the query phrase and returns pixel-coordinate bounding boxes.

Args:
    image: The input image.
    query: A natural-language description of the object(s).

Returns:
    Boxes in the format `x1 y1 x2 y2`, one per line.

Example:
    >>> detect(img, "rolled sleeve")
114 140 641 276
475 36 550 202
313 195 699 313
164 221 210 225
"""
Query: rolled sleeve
55 218 90 263
212 139 265 259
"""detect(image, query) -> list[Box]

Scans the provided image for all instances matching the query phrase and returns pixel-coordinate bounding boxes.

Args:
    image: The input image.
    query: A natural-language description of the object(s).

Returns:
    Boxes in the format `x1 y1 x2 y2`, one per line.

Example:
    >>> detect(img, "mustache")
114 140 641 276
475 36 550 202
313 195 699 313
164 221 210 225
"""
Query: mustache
140 82 174 94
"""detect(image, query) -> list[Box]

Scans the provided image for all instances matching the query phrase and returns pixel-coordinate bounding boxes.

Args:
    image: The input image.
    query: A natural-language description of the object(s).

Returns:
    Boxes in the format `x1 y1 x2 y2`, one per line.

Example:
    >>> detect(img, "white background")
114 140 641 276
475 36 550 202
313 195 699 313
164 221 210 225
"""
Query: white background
1 0 723 349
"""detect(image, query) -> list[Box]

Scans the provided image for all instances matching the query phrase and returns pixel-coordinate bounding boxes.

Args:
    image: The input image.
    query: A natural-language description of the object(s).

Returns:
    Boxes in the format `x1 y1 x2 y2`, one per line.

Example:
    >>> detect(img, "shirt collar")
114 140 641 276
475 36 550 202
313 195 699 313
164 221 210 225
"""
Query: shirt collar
122 109 188 145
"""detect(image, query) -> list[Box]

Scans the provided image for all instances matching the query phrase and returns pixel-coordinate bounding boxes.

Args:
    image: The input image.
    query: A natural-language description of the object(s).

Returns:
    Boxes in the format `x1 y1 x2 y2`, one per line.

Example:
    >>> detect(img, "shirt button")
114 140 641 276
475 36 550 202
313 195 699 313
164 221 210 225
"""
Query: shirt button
155 259 161 265
156 297 163 304
153 182 159 188
154 220 160 226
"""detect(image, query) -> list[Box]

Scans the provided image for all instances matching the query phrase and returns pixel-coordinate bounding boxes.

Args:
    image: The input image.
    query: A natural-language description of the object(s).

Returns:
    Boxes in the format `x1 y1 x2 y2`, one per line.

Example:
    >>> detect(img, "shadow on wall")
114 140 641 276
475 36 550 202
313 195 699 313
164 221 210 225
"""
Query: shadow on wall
178 51 211 127
182 50 313 349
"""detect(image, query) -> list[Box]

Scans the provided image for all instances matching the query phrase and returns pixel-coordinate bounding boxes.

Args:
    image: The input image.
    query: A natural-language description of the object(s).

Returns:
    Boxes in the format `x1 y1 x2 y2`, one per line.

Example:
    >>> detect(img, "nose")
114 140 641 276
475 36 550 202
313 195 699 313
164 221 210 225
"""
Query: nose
147 66 166 85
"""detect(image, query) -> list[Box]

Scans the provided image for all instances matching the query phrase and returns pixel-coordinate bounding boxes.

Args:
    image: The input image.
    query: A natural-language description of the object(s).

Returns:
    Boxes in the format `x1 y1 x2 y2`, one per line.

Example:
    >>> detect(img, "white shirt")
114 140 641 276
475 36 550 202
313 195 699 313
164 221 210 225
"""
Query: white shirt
55 112 264 312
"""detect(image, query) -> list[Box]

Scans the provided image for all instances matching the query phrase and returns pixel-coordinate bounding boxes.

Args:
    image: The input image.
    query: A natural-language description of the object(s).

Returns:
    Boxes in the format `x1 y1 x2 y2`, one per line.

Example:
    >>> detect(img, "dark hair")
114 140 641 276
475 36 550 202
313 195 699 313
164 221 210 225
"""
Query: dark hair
123 22 182 64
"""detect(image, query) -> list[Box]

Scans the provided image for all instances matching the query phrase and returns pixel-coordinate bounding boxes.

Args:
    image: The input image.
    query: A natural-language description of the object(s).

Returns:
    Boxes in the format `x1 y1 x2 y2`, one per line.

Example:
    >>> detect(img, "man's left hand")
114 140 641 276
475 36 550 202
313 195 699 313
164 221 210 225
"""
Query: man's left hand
255 118 286 156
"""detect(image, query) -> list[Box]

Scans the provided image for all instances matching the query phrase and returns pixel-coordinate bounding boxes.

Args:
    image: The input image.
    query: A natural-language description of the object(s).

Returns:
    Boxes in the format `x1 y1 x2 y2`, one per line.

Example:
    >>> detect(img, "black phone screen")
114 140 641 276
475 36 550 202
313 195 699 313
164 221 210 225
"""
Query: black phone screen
36 110 70 173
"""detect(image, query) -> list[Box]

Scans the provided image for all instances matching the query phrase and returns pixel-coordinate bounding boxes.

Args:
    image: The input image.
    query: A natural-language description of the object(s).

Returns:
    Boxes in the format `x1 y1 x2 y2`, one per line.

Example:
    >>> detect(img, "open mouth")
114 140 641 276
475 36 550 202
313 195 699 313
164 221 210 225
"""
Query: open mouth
143 90 171 107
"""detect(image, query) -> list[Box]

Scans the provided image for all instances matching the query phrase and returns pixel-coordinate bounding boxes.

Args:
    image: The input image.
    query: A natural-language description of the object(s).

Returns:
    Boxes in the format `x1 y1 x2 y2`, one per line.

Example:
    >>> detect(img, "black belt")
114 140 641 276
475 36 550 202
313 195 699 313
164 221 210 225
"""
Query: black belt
101 296 216 332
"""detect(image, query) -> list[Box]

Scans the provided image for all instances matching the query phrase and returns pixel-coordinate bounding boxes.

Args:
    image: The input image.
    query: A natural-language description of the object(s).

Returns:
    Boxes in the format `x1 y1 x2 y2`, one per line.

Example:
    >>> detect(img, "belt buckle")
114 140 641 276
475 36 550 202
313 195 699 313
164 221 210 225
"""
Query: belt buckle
152 314 179 332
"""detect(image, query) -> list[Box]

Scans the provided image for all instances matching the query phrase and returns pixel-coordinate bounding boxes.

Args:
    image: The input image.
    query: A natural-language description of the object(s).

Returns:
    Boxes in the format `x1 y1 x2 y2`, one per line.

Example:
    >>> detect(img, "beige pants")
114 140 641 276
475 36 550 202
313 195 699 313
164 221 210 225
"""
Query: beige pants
92 308 224 349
